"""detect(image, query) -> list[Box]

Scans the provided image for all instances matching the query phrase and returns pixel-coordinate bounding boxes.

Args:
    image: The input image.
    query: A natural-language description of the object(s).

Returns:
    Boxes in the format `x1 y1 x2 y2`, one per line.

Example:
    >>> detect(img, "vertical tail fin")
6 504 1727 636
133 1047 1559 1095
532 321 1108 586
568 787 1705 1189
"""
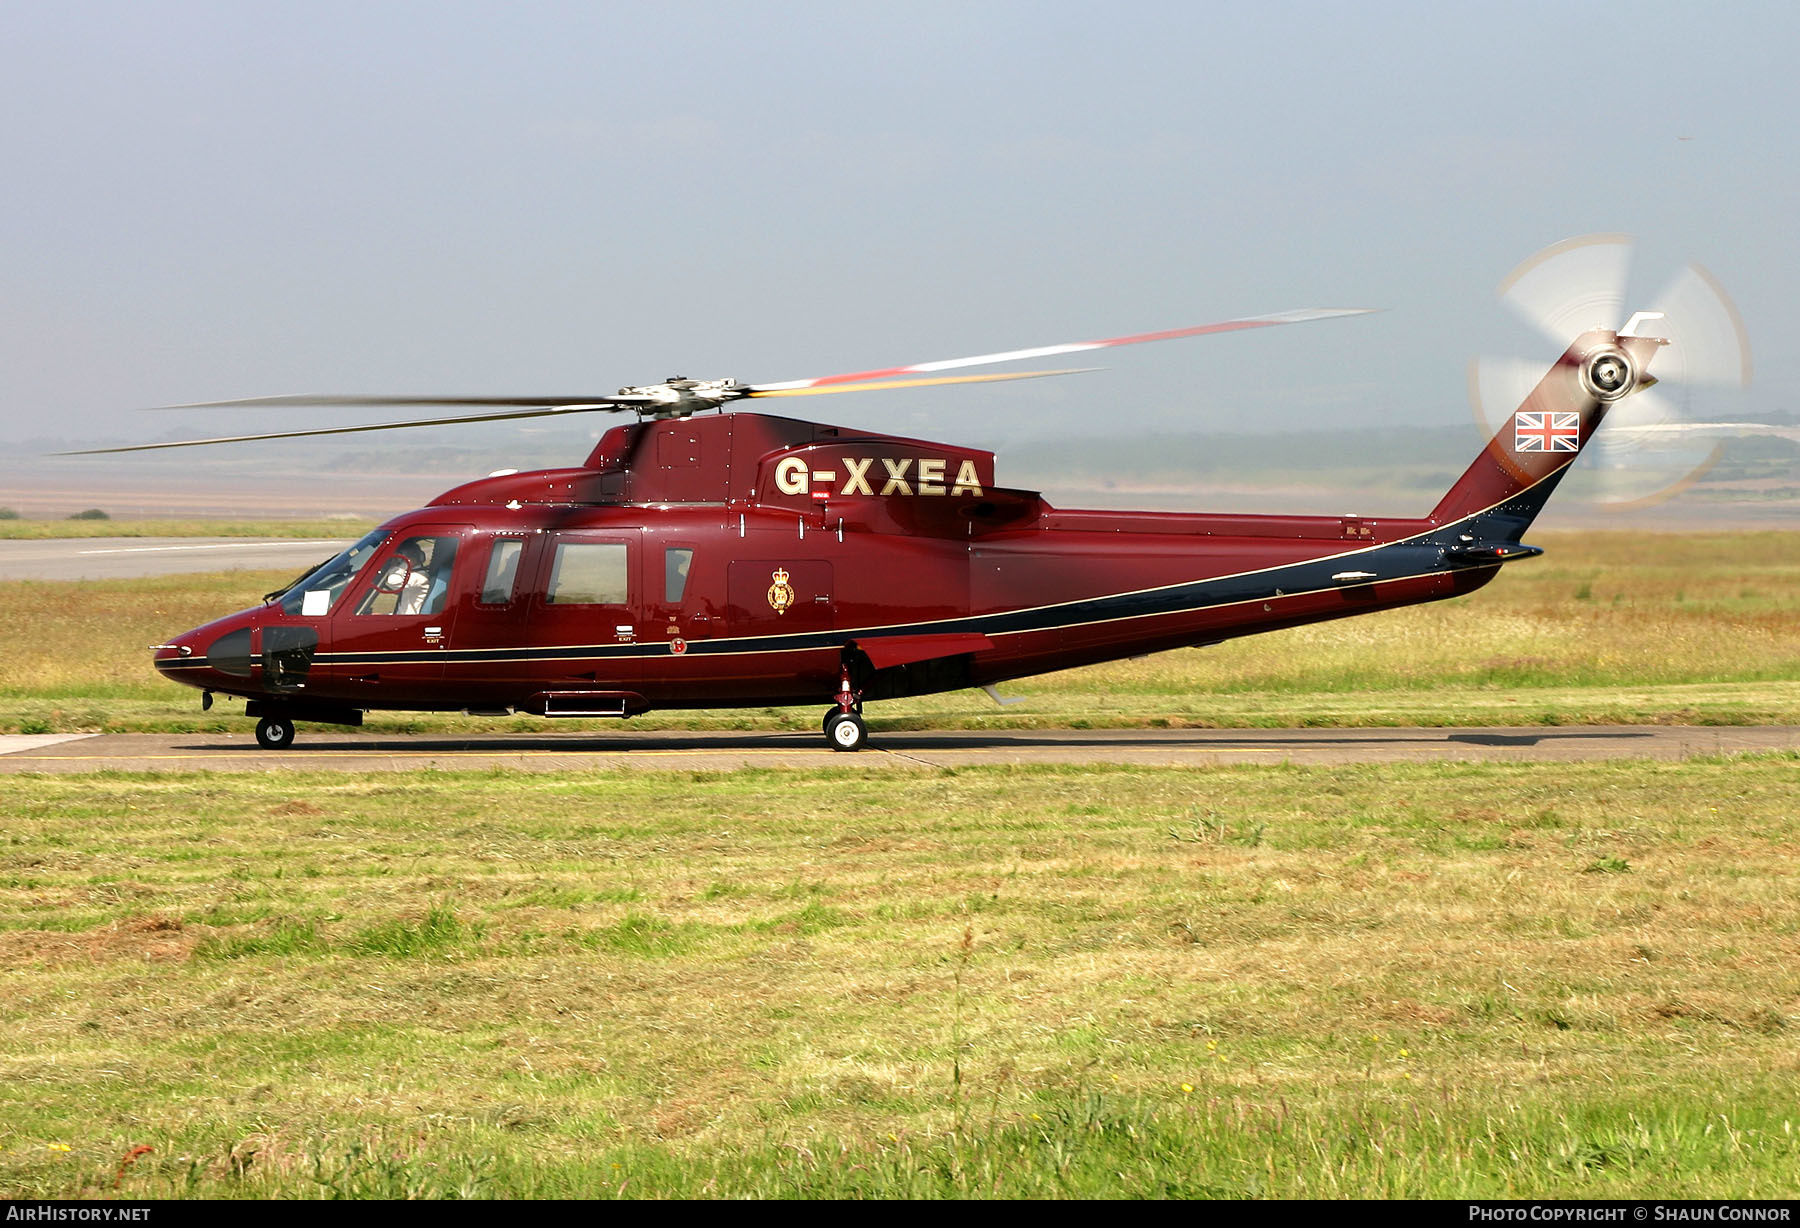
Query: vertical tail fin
1429 329 1665 533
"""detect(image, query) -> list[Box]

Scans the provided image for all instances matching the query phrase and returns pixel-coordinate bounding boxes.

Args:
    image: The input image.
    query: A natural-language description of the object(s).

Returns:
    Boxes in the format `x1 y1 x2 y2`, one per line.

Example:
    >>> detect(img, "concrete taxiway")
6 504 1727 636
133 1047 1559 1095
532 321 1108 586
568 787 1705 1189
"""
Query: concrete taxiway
2 725 1795 774
0 537 354 581
0 537 358 582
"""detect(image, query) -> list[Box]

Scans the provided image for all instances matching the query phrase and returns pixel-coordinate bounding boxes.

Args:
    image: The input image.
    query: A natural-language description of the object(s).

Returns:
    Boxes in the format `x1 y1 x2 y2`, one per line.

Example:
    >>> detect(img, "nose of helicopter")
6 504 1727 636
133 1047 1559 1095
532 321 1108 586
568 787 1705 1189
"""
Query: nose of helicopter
152 610 261 692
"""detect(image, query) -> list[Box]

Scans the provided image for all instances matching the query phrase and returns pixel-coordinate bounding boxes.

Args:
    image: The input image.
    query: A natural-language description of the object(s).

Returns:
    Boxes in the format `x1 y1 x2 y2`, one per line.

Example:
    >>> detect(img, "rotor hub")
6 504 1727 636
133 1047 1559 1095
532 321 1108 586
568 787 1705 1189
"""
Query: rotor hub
615 377 748 419
1580 347 1636 402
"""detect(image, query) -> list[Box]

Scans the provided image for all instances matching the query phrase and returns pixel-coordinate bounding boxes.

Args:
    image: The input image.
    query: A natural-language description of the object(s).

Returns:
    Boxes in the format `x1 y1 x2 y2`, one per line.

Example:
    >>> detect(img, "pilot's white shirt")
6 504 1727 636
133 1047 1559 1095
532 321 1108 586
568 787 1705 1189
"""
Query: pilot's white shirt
396 570 432 616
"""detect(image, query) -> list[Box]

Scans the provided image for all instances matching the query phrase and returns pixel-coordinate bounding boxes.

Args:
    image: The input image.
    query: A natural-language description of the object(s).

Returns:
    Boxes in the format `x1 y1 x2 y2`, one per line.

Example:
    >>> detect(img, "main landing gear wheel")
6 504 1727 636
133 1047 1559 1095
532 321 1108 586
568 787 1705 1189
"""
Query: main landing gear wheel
821 704 863 735
255 716 296 750
825 711 868 752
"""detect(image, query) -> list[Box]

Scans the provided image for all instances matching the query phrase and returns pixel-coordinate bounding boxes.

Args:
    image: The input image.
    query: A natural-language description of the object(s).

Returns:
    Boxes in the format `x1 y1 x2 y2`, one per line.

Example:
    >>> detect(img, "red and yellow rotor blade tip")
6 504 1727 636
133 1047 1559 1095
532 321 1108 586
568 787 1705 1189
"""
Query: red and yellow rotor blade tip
747 367 1095 398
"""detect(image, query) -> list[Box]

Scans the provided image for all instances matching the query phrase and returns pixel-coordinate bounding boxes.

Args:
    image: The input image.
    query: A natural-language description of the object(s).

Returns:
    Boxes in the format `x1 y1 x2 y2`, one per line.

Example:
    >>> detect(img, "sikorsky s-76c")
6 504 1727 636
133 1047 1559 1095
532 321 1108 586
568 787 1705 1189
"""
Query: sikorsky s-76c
88 305 1669 751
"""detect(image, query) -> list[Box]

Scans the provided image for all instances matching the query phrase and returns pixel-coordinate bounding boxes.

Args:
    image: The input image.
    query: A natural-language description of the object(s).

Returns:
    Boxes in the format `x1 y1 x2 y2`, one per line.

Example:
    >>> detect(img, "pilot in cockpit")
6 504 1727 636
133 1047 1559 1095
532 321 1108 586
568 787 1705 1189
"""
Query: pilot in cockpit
392 541 434 616
360 535 456 617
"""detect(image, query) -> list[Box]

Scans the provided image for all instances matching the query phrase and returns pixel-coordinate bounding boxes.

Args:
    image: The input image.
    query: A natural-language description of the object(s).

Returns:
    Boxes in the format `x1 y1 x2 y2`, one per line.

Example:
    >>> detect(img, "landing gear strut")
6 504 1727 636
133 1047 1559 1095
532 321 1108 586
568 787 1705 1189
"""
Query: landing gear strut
255 715 296 750
823 661 868 751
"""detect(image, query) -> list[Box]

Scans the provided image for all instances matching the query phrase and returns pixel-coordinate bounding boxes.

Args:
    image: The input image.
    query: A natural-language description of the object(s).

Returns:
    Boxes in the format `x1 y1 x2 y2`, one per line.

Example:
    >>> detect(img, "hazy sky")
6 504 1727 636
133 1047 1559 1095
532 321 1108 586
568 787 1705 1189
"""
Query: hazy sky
3 1 1795 460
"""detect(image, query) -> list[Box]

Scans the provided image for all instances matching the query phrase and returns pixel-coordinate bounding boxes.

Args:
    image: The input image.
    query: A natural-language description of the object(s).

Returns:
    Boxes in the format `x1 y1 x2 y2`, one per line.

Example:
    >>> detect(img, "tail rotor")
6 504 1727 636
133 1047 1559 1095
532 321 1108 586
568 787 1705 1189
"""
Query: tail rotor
1471 234 1752 507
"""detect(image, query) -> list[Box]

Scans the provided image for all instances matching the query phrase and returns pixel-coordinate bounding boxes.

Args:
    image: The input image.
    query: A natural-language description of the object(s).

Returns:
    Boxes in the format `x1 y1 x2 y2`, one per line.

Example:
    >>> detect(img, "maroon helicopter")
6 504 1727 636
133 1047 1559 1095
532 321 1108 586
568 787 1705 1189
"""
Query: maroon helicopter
84 308 1665 750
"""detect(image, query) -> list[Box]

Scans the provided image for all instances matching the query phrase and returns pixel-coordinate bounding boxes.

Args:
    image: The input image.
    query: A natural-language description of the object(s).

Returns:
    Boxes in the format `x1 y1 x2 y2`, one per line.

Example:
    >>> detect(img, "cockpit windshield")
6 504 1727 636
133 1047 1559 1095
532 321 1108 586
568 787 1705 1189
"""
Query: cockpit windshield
276 529 388 616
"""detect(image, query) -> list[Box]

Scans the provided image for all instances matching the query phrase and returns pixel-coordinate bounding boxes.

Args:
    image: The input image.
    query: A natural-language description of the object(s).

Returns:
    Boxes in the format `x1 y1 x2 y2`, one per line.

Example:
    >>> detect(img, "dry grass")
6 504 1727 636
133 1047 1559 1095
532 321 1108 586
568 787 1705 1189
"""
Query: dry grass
1 758 1797 1196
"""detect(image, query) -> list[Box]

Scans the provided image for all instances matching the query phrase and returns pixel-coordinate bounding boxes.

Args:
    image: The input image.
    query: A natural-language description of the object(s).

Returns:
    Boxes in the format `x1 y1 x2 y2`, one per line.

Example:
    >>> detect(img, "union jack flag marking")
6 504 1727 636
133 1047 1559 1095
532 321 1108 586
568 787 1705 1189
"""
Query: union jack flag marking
1513 411 1581 453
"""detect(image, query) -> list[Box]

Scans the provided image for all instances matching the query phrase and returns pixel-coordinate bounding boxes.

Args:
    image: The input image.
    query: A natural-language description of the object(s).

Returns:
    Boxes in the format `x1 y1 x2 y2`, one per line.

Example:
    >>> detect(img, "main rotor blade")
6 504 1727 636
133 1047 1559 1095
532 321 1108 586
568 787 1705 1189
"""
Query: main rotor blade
146 393 645 410
745 308 1378 392
57 403 632 455
747 367 1096 399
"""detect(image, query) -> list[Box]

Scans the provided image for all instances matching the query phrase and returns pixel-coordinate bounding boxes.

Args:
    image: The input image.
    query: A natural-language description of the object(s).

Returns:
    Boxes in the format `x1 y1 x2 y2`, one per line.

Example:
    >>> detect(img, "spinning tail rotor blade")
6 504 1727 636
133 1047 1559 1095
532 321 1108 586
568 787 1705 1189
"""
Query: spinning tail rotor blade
1497 234 1632 346
1474 234 1754 509
1467 355 1547 439
1643 263 1753 389
1586 385 1725 507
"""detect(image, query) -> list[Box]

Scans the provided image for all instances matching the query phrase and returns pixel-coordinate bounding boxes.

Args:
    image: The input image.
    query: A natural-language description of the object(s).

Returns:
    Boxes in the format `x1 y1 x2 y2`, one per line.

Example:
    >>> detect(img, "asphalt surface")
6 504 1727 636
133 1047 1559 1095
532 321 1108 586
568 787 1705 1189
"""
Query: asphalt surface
0 537 350 581
3 725 1795 774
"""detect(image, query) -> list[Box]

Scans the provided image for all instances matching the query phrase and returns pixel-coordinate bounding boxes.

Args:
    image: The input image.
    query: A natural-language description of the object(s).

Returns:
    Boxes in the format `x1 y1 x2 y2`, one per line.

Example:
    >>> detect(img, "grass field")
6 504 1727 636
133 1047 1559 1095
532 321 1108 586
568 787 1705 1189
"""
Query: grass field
1 758 1796 1198
5 529 1796 1197
4 531 1798 733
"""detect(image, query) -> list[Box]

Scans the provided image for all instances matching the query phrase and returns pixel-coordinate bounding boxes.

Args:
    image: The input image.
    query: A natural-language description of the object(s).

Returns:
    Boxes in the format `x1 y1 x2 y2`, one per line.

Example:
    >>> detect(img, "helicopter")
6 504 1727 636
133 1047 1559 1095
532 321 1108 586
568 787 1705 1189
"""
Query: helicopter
78 298 1675 753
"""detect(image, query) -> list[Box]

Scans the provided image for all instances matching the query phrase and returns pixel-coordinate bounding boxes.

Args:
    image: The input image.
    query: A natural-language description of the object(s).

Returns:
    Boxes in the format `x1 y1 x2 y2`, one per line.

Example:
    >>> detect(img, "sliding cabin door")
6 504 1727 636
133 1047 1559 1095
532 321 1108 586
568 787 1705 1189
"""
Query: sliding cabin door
525 529 644 694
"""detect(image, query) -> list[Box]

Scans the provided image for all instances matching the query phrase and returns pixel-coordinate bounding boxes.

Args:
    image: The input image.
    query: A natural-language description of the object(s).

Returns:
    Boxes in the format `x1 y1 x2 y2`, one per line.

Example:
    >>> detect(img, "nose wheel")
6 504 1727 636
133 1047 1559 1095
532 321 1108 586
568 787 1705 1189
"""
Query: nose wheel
824 710 868 752
255 715 296 750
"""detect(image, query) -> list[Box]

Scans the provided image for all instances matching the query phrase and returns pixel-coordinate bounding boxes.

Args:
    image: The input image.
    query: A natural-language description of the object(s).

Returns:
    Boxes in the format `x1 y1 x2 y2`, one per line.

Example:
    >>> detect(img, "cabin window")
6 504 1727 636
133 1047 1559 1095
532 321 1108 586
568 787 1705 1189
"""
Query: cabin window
665 548 693 603
547 541 628 605
480 538 524 605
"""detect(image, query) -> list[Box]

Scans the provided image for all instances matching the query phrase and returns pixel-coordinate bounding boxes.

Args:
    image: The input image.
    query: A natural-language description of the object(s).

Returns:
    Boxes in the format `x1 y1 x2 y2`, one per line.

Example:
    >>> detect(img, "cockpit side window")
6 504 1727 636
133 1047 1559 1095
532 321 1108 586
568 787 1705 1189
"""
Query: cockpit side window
357 535 459 616
278 529 387 617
